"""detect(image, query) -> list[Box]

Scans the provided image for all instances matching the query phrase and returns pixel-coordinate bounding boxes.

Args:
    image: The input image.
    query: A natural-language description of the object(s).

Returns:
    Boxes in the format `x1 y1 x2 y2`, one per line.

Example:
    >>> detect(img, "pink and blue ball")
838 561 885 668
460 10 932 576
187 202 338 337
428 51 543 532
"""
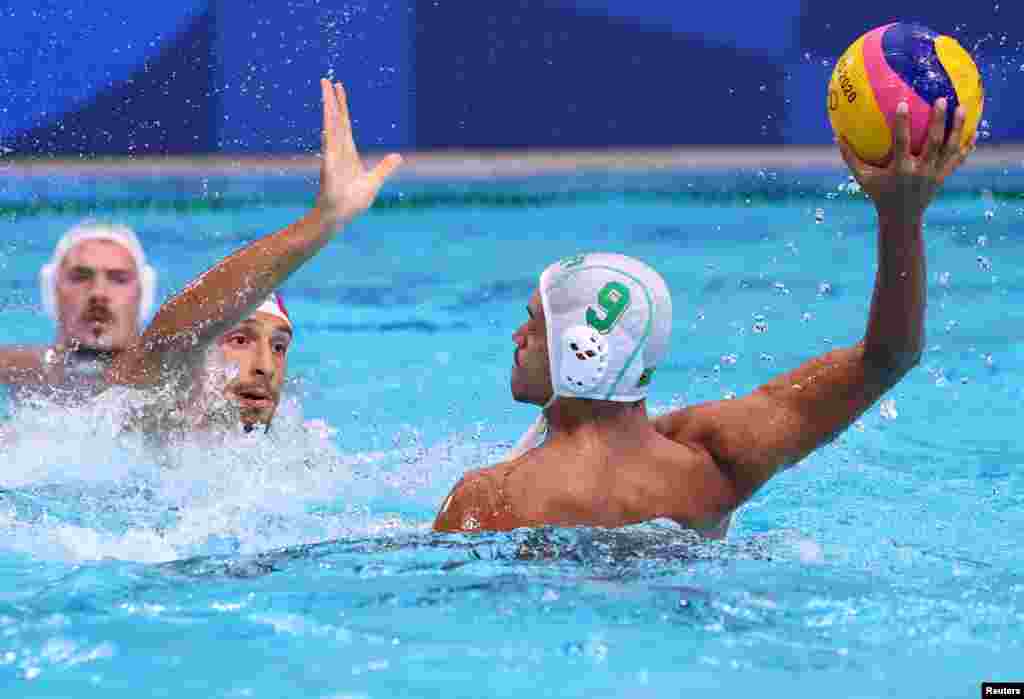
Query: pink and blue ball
827 23 984 166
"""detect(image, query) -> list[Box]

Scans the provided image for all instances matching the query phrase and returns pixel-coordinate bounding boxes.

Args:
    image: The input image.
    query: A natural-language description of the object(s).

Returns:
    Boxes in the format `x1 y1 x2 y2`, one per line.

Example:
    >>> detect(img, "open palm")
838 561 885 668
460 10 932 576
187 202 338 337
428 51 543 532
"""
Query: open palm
316 79 403 227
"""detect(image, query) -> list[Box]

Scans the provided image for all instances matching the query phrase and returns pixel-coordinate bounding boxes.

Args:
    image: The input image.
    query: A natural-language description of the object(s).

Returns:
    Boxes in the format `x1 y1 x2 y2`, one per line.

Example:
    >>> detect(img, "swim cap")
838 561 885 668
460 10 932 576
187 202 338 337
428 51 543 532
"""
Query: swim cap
539 253 671 402
255 292 291 328
39 221 157 327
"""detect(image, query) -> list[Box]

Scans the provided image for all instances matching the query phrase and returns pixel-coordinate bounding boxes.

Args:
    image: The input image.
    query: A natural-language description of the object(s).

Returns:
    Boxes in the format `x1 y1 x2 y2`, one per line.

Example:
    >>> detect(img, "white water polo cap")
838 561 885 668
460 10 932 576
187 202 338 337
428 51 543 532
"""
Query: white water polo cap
39 221 157 326
539 253 672 402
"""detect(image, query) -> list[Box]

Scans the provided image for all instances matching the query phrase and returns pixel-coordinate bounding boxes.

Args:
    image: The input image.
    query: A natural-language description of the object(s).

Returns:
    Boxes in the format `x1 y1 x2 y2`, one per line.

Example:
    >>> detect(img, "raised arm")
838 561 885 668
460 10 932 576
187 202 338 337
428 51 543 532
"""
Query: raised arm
0 346 50 386
656 98 974 506
109 80 402 386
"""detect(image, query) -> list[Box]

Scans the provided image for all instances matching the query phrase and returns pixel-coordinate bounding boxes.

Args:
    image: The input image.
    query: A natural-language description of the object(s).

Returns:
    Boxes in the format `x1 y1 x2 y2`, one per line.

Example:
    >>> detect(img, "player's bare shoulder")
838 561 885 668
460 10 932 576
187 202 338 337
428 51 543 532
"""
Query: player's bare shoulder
434 467 502 532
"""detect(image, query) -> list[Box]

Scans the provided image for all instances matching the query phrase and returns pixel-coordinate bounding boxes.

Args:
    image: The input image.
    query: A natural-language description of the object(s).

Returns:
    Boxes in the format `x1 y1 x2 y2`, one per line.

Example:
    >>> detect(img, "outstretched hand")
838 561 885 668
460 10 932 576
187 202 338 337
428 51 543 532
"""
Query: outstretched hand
839 98 975 220
316 79 403 228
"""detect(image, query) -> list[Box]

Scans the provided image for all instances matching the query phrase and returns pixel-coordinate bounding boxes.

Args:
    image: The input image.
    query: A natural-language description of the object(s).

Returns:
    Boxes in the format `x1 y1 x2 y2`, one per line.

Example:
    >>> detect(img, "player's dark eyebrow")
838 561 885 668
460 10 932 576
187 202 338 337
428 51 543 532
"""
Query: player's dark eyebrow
240 318 293 338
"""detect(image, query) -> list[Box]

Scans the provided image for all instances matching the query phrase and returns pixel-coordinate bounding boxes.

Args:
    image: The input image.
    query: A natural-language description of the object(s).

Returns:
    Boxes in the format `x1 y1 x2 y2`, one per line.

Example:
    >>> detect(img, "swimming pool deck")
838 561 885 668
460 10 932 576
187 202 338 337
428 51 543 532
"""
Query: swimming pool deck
2 144 1022 179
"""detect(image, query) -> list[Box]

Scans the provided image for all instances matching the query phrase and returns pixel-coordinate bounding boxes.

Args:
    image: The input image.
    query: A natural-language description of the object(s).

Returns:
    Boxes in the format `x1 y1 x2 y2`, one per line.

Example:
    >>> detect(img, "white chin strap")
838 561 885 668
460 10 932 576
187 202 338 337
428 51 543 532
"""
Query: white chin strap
506 413 549 460
515 326 611 459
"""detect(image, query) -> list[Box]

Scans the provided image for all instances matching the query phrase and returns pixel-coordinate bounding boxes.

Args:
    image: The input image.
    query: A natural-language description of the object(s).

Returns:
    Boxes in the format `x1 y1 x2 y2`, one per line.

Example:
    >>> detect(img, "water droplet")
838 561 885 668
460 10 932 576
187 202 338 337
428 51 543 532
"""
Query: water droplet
562 641 584 657
879 399 898 420
814 208 825 223
977 256 992 272
938 271 951 287
817 281 833 296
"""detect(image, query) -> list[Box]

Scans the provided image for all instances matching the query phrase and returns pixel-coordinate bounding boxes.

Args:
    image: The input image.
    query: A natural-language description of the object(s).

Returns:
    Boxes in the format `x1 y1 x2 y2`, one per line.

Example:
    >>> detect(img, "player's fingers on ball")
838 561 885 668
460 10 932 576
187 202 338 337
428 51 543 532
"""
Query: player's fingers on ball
923 97 947 164
890 102 913 167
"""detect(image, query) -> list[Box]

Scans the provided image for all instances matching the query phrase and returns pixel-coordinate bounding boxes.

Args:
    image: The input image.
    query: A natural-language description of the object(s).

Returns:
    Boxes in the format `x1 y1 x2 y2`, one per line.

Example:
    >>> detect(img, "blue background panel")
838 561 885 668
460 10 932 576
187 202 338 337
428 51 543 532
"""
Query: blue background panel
0 0 1021 153
213 0 415 153
412 2 787 148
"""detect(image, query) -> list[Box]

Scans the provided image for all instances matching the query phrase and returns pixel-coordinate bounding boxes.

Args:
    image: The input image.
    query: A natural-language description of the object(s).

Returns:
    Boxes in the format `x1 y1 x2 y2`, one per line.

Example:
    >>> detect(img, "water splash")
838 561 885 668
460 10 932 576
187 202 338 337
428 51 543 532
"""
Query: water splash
0 384 475 564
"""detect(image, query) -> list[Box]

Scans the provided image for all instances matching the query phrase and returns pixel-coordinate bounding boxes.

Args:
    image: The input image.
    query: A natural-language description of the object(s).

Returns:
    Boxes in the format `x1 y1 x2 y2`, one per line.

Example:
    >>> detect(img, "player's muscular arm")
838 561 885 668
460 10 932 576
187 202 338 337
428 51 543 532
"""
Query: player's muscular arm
0 347 48 385
657 99 973 511
656 342 893 506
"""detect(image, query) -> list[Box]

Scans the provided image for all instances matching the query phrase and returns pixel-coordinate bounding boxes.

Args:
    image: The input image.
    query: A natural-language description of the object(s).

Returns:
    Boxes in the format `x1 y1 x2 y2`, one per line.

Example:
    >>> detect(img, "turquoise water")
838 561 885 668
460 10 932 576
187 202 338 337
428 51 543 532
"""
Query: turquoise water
0 170 1021 697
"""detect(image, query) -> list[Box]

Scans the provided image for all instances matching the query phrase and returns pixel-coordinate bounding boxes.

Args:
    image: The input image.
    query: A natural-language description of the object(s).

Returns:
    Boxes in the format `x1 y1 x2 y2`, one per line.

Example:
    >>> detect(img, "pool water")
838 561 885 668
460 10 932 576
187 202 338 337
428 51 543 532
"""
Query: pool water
0 169 1021 697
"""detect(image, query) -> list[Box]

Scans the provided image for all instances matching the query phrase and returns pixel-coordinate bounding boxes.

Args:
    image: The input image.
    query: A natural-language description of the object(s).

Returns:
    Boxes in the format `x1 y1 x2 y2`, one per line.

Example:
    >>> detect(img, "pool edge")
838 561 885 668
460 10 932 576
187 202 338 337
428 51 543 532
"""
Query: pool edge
2 144 1020 179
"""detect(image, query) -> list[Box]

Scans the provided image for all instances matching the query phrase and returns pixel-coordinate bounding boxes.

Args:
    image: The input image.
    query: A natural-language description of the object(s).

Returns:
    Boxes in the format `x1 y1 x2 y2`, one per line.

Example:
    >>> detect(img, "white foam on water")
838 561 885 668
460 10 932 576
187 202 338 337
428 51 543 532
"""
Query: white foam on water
0 391 738 565
0 384 482 564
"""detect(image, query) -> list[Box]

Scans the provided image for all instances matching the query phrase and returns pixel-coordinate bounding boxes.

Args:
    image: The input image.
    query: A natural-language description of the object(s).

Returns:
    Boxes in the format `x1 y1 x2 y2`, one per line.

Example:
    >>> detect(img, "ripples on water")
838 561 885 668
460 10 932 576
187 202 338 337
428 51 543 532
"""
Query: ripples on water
0 192 1022 694
1 389 1020 695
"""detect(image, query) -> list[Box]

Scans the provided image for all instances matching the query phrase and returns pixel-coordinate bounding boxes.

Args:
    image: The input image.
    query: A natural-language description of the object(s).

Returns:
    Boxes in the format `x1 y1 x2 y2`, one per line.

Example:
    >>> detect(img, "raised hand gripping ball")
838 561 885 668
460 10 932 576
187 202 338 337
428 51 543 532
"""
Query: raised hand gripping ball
827 22 984 165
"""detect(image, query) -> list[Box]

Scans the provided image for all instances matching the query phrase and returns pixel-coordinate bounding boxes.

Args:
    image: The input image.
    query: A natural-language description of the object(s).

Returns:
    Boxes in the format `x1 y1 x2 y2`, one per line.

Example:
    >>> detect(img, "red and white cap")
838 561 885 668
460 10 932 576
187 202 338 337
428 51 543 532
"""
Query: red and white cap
255 292 291 328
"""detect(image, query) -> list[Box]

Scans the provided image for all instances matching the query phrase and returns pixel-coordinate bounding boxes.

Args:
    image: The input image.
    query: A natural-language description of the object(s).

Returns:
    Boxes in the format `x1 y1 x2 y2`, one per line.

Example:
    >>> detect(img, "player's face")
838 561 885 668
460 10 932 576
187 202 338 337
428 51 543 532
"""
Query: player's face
511 290 553 405
55 240 141 351
216 311 292 430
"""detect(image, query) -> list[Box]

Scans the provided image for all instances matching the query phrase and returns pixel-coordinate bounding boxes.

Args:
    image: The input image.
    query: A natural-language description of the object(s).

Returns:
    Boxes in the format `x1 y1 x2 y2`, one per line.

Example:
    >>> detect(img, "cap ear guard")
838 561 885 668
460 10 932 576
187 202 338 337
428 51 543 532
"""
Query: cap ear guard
558 324 610 394
137 264 157 326
39 263 58 321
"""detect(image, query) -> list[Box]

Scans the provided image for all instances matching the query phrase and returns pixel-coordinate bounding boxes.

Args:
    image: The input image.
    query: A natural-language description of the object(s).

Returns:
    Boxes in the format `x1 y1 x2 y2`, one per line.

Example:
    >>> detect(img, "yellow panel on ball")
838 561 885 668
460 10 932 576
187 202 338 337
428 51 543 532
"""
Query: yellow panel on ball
827 35 891 165
934 36 985 150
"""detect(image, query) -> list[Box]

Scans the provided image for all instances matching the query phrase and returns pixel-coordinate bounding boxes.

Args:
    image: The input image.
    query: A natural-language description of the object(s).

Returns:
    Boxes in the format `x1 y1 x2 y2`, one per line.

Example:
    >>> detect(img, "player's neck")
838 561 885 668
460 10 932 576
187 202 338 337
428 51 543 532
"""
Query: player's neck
543 397 650 440
43 336 120 381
